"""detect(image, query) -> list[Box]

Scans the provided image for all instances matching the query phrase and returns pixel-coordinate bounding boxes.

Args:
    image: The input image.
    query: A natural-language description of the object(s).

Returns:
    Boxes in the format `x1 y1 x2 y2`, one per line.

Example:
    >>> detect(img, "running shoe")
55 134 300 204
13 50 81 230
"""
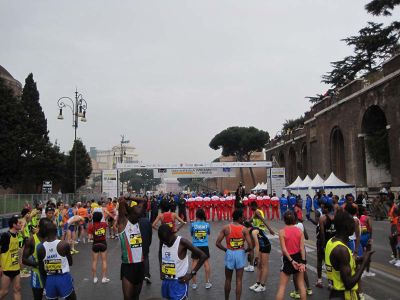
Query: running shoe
205 282 212 289
20 269 31 278
315 281 323 288
192 283 198 290
101 277 110 283
359 293 365 300
144 276 152 284
244 265 255 272
395 260 400 267
93 277 98 284
249 283 259 291
306 288 313 295
289 291 300 299
389 258 397 264
254 285 266 293
365 271 376 277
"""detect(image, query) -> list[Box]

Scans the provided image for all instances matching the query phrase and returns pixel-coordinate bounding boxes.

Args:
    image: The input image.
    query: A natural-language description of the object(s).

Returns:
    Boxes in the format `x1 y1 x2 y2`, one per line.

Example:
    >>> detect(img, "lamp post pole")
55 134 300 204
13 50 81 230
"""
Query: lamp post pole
57 89 88 195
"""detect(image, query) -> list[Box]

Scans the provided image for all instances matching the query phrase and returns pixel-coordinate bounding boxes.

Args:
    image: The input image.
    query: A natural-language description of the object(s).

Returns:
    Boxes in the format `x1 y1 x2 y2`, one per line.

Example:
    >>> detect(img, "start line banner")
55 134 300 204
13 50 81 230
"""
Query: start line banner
153 167 236 178
117 161 272 169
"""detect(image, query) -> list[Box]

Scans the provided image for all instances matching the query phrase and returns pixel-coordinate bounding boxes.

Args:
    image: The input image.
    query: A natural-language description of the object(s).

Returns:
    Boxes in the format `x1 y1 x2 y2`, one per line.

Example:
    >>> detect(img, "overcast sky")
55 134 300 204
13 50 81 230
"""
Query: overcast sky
1 1 398 163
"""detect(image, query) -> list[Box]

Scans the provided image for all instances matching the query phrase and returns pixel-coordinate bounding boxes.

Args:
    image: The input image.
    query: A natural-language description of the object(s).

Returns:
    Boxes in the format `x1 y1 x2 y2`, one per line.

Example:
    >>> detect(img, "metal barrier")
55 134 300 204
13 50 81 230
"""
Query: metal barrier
0 193 104 215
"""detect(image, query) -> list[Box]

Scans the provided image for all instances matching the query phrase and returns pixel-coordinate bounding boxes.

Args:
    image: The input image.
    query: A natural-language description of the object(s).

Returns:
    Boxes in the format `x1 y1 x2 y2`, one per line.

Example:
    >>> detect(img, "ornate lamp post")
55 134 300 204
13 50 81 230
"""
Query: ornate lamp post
57 89 88 195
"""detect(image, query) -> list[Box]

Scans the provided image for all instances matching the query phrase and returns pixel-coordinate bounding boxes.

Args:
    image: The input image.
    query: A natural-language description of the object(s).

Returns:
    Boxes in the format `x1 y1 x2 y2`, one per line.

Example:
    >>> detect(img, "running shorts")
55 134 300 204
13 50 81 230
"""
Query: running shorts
162 279 189 300
360 233 371 249
120 262 144 285
281 252 302 275
92 241 107 253
191 246 210 259
347 240 363 257
3 270 20 279
225 249 246 270
45 273 74 300
258 234 271 253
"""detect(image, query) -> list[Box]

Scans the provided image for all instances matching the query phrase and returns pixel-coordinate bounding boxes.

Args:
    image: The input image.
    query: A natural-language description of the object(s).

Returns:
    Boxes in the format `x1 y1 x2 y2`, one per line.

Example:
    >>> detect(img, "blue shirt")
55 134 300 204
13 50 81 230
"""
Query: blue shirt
313 197 320 210
280 197 288 210
289 196 296 208
326 196 333 206
68 208 74 218
191 221 210 247
306 196 312 210
338 198 345 207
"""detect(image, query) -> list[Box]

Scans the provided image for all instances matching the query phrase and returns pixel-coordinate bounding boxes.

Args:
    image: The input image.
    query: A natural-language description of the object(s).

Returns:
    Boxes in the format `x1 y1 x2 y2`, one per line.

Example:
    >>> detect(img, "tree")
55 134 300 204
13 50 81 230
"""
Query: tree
63 139 92 193
119 169 161 192
0 78 25 188
366 0 400 16
282 116 305 133
322 22 400 88
209 126 270 185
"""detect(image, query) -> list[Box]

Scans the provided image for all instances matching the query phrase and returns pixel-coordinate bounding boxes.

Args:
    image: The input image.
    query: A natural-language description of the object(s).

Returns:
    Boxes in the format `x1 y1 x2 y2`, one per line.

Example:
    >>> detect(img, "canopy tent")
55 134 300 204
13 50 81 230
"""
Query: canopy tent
297 175 313 200
310 174 325 189
285 176 303 190
260 182 268 190
251 183 261 191
314 172 356 197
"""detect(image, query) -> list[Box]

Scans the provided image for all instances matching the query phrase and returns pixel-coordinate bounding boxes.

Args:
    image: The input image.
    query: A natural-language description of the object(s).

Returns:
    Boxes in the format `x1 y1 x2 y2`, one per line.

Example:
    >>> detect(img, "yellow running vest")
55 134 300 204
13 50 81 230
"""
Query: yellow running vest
252 209 266 230
0 232 20 271
325 238 358 300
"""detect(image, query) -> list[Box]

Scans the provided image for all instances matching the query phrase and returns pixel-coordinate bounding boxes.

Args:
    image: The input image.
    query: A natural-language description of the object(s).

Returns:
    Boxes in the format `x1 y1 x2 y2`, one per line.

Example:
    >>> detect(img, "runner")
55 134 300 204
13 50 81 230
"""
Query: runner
37 221 77 300
77 202 88 243
158 224 207 300
22 218 52 300
275 210 306 300
66 215 84 254
152 200 186 233
216 209 252 300
271 193 280 221
211 193 220 222
359 206 375 276
87 211 110 284
178 194 187 222
388 200 399 264
117 196 147 300
315 202 336 288
245 201 275 273
0 216 22 300
190 209 212 290
262 193 271 220
246 218 273 293
325 210 374 300
345 205 362 258
203 194 211 221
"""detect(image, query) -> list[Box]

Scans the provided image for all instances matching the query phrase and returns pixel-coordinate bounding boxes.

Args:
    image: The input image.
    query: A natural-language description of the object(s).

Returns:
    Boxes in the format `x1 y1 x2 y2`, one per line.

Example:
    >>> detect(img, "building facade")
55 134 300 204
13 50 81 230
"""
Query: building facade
265 54 400 192
0 65 22 97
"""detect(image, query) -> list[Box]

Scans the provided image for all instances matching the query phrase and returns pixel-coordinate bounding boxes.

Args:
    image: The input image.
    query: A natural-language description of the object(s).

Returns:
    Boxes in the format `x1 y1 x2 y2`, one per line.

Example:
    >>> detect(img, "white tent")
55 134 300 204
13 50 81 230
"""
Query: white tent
315 172 356 196
260 182 268 191
310 174 325 190
251 183 261 191
285 176 303 189
297 175 312 200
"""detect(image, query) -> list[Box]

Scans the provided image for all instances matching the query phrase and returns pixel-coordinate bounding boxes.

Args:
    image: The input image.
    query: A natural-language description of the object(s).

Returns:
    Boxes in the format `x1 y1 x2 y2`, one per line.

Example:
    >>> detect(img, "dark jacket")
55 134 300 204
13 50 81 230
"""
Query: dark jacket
138 217 152 257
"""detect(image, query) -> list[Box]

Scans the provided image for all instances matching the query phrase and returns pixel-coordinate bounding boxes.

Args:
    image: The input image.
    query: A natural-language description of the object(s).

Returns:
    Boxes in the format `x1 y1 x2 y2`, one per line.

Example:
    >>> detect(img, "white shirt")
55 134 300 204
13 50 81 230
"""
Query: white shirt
43 240 70 275
161 236 188 279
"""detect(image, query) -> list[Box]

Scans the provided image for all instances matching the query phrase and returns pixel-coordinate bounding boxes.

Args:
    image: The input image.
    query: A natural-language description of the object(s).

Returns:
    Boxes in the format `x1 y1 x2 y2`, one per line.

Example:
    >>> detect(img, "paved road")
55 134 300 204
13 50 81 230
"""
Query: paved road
7 216 400 300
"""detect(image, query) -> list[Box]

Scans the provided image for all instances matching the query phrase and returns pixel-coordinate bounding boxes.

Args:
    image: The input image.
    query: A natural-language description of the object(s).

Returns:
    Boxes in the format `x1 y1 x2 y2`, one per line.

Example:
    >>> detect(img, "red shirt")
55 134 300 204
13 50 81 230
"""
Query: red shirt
283 226 302 255
226 224 244 250
88 222 107 242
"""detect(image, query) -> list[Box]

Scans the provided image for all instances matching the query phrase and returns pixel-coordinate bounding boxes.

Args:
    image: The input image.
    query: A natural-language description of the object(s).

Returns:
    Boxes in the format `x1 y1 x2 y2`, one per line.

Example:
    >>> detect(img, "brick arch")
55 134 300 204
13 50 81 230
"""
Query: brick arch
277 150 285 168
301 143 308 178
288 147 297 184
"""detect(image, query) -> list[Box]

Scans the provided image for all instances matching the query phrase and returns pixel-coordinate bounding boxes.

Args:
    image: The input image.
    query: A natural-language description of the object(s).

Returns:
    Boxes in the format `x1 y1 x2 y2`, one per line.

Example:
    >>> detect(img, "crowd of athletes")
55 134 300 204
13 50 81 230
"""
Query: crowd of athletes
0 182 398 300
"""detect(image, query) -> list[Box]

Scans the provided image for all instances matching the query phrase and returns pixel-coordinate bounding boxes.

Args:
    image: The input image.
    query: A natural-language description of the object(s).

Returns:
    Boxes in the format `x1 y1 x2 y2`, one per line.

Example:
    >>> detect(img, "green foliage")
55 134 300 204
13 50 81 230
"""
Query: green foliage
63 139 92 193
365 128 390 169
282 116 305 133
366 0 400 16
322 22 400 88
0 78 25 188
209 126 270 161
119 169 161 192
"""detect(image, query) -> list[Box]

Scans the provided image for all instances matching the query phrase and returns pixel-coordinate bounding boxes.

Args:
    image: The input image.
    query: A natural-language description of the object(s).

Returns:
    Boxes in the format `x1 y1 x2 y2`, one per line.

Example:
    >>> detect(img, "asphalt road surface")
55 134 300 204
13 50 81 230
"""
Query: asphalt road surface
7 215 400 300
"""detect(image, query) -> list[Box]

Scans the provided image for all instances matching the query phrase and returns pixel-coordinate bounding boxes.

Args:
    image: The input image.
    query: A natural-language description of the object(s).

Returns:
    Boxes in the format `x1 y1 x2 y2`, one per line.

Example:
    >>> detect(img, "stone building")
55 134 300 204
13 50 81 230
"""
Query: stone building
0 65 22 97
264 54 400 192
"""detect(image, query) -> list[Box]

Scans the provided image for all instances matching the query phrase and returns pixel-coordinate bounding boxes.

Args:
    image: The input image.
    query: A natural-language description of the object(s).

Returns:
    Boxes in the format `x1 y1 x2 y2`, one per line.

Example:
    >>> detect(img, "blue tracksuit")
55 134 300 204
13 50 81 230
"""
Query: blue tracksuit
280 197 288 218
288 196 297 211
306 196 312 220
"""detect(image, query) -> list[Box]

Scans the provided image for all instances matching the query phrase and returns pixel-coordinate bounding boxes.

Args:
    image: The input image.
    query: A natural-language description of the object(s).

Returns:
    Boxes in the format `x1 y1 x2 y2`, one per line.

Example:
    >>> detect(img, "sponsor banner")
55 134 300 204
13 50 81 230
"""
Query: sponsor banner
102 169 118 198
153 167 236 178
268 168 286 196
118 161 272 169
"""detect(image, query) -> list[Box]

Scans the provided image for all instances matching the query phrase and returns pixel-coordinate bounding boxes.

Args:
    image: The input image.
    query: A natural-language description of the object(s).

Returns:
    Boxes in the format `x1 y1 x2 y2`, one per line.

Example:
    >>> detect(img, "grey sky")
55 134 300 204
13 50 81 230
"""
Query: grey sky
1 1 398 163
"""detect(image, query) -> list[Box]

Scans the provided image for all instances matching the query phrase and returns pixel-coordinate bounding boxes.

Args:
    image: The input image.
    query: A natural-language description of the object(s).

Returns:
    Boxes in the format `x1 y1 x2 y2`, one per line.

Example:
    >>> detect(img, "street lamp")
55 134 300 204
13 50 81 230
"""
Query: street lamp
57 89 88 195
114 135 129 194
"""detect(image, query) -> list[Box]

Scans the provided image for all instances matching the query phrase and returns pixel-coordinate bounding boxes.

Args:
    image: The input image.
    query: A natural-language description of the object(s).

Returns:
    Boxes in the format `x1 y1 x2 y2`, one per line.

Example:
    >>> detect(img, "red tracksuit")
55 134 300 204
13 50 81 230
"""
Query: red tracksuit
187 198 195 221
211 196 219 221
203 197 211 220
242 197 249 219
248 194 256 218
263 195 271 220
271 196 280 220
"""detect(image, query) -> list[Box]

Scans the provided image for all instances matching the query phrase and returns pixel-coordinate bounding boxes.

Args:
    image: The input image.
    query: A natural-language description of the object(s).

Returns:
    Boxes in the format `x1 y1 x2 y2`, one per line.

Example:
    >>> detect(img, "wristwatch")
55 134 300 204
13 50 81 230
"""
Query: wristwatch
190 270 197 276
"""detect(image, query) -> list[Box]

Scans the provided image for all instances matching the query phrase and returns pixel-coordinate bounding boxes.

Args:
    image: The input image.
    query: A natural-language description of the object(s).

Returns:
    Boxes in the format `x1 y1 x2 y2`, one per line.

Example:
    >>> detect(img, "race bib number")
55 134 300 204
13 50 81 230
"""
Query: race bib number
230 238 244 249
44 259 62 274
161 262 176 279
167 222 174 228
11 252 19 265
95 227 106 237
129 233 142 248
194 230 207 240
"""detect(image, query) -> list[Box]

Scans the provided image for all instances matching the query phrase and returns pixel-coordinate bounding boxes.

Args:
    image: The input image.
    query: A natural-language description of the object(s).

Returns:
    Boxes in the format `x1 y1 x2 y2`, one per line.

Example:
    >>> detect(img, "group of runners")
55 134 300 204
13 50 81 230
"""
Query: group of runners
0 190 379 300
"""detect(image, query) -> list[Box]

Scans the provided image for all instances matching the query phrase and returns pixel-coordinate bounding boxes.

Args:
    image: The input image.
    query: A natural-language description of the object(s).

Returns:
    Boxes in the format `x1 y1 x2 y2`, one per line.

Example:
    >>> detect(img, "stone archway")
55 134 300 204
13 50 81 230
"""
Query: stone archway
278 151 285 168
288 147 297 184
330 127 346 181
301 143 308 178
361 105 391 187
